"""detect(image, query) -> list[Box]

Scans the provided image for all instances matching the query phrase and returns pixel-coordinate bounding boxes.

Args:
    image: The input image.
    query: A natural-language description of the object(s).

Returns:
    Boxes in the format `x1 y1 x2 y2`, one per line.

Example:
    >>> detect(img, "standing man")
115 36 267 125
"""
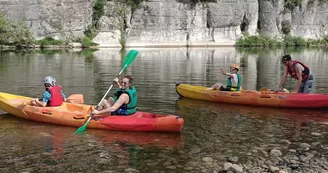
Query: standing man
277 54 314 93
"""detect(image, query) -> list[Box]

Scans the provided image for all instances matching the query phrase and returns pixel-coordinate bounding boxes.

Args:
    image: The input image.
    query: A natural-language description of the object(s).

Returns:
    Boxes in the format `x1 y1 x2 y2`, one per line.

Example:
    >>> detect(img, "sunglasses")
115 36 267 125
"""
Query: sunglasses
120 81 128 85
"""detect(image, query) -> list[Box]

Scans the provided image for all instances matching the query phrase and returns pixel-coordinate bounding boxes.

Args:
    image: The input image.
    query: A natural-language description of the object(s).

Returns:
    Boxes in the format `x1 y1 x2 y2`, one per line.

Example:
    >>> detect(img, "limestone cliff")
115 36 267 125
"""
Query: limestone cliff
0 0 92 40
0 0 327 47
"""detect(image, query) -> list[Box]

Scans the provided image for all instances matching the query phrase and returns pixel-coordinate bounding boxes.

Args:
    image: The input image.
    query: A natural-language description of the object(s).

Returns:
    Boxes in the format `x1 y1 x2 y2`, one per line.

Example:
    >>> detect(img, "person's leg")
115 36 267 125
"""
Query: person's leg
107 97 115 107
208 82 224 90
298 82 305 93
302 73 314 93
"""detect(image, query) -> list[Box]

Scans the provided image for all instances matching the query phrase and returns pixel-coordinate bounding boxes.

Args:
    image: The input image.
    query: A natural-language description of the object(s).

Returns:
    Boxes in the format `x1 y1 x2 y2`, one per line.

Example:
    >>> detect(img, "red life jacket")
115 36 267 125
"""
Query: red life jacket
49 85 63 106
286 60 310 81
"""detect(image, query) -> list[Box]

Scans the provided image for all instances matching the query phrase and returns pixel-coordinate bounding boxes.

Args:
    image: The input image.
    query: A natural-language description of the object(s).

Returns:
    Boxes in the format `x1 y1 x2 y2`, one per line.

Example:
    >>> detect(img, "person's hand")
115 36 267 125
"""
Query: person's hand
114 78 119 83
92 110 100 114
221 69 226 75
33 98 39 101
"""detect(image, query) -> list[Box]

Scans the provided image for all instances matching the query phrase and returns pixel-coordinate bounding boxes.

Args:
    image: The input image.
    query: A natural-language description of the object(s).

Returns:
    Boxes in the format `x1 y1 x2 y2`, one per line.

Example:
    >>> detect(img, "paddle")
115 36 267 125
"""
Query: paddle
75 50 139 133
67 94 84 104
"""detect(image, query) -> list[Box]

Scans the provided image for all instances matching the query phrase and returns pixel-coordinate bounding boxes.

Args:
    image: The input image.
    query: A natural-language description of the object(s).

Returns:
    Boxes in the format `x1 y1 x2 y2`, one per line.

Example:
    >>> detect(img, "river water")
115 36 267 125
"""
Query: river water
0 48 327 173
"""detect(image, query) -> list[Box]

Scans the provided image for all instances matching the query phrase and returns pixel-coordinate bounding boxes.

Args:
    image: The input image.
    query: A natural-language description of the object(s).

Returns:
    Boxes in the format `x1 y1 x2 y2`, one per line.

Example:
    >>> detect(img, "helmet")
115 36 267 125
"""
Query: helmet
44 76 55 86
230 64 239 71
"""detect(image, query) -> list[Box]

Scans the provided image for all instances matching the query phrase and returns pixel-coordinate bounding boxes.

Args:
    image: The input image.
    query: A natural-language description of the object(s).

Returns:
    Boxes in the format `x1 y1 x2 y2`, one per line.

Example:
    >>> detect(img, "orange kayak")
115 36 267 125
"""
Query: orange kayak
176 83 328 108
0 92 184 132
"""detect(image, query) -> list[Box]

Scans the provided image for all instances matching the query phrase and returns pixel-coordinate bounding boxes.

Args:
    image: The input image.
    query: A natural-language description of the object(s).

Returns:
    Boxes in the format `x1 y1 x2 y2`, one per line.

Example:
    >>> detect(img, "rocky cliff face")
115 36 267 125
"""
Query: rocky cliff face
0 0 327 47
0 0 92 40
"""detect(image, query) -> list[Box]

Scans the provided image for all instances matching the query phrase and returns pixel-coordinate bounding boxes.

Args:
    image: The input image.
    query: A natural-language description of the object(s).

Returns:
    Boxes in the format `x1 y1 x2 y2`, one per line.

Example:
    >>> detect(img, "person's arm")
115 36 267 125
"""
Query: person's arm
61 92 67 101
93 94 129 114
221 69 235 78
293 63 303 93
277 66 288 90
33 99 47 107
114 78 122 89
33 92 48 107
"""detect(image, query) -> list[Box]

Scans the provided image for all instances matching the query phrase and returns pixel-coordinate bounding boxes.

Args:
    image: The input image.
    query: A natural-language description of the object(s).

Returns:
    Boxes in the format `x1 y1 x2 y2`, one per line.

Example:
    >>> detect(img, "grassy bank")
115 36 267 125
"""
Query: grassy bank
236 33 328 48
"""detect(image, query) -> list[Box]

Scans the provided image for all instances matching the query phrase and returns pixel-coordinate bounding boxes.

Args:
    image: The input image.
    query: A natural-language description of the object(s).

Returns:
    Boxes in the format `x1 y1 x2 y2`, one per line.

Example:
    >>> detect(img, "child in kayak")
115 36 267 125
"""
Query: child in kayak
208 64 242 91
30 76 67 107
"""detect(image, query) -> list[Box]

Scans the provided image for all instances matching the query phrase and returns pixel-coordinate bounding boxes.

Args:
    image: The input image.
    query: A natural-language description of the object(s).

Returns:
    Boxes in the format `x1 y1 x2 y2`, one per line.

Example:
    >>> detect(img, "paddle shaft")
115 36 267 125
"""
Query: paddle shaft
83 65 128 123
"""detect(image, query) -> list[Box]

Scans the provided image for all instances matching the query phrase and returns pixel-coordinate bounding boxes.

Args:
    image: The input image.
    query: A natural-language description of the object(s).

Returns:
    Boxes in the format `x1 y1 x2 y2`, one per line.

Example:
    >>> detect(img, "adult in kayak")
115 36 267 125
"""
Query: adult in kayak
30 76 67 107
92 75 137 117
207 64 242 91
276 54 314 93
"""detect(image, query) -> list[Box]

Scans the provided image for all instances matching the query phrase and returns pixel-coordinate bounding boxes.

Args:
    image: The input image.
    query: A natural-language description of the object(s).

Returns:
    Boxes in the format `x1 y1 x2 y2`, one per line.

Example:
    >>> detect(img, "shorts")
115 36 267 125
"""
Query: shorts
111 108 128 116
220 86 232 91
298 73 314 93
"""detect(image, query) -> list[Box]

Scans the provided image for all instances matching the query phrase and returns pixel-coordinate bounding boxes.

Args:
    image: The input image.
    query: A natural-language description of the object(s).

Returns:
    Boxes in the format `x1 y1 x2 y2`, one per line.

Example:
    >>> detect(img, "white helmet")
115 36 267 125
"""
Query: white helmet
44 76 55 86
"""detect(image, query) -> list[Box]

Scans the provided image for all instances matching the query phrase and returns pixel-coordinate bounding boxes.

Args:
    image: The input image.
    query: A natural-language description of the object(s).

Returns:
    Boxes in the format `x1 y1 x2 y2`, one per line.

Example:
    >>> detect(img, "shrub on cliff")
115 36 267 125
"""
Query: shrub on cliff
236 34 281 47
285 0 302 11
92 0 106 25
0 14 34 46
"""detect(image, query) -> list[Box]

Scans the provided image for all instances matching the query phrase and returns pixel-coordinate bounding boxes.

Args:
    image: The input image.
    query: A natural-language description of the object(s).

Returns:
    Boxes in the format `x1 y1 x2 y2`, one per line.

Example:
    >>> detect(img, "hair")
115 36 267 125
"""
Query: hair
282 54 292 61
123 75 133 84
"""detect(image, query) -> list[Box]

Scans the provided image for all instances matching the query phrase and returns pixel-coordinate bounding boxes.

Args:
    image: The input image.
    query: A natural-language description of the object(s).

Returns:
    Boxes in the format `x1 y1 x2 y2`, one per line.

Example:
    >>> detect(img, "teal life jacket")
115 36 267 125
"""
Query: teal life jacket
226 74 242 91
114 86 137 115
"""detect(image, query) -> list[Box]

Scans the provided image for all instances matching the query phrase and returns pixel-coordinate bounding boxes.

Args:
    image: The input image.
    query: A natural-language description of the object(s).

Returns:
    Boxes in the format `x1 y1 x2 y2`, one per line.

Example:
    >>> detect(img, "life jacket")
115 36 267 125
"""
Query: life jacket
287 60 310 81
226 74 242 91
114 86 137 115
48 85 63 106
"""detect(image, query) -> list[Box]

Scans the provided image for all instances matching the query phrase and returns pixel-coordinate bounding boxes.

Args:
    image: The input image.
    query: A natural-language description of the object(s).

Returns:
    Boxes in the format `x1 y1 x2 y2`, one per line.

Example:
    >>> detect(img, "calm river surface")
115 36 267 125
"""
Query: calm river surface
0 48 328 173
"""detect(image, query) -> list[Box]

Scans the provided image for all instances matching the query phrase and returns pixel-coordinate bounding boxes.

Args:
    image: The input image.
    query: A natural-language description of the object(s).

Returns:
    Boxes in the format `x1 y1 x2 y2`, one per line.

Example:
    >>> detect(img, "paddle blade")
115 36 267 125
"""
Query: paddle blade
123 50 138 68
76 116 92 133
76 124 87 133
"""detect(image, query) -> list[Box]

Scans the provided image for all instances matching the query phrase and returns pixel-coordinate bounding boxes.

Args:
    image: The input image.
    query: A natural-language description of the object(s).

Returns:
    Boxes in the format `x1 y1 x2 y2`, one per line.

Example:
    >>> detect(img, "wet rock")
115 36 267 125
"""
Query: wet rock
320 169 328 173
270 149 282 157
311 142 321 147
39 132 51 137
146 162 159 166
230 164 243 173
124 168 140 173
300 143 311 149
103 171 115 173
227 156 238 163
189 147 202 154
261 164 269 169
166 166 176 170
187 161 198 167
163 161 171 166
311 132 321 136
279 139 291 145
288 149 296 153
202 157 213 162
259 149 269 157
269 166 279 172
279 170 288 173
246 152 252 156
223 162 232 171
183 166 193 170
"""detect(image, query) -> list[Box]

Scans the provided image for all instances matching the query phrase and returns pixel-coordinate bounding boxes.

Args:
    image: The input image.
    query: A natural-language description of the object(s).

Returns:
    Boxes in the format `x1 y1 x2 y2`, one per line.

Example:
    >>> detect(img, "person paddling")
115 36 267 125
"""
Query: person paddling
30 76 67 107
208 64 242 91
92 75 137 117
